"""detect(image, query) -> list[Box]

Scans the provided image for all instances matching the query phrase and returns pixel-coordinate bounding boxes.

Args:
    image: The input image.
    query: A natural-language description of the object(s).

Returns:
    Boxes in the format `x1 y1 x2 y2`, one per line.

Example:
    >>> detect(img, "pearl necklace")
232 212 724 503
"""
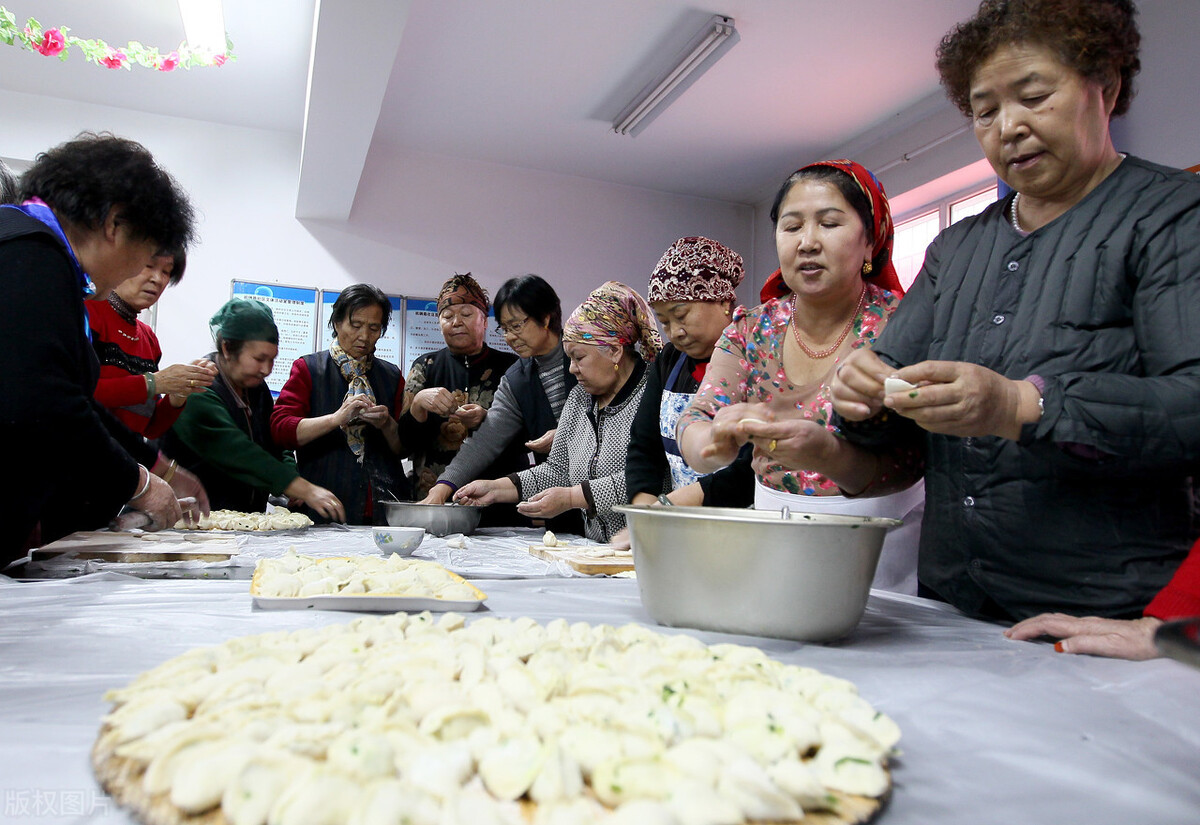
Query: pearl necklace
789 284 866 360
1009 193 1025 233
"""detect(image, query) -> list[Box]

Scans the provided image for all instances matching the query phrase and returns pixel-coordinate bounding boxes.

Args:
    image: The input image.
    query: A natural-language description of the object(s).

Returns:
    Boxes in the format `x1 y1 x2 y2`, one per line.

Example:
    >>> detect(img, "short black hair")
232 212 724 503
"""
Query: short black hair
161 247 187 285
329 283 392 335
19 132 196 253
769 165 875 246
494 274 563 336
0 159 18 205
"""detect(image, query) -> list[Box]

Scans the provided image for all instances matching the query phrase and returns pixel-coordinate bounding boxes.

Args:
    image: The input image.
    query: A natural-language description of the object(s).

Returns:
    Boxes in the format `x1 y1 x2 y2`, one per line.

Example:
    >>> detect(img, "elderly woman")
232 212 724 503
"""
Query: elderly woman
421 275 581 530
625 236 755 512
455 281 662 542
164 300 345 520
270 284 408 524
831 0 1200 658
398 273 522 503
677 161 923 594
87 247 217 437
0 133 200 560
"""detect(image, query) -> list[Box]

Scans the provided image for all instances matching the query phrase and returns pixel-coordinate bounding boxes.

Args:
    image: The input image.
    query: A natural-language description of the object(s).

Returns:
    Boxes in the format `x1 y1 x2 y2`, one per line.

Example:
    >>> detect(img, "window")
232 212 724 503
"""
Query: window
950 186 998 224
893 212 940 292
893 185 998 290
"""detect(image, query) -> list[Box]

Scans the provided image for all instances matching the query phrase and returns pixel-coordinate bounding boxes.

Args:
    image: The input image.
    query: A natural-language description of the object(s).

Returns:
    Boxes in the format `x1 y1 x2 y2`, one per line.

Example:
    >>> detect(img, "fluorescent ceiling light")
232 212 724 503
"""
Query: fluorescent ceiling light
613 14 738 137
178 0 227 53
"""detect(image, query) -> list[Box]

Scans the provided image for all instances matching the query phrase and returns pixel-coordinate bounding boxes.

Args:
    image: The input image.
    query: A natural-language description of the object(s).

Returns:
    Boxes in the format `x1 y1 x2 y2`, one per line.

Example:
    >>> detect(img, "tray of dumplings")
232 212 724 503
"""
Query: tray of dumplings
250 549 487 612
173 507 314 532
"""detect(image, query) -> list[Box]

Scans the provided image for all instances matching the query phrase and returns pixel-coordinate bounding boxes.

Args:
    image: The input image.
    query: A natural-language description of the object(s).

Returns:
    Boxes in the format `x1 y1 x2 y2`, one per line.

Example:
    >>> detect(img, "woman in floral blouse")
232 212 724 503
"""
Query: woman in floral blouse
677 159 924 593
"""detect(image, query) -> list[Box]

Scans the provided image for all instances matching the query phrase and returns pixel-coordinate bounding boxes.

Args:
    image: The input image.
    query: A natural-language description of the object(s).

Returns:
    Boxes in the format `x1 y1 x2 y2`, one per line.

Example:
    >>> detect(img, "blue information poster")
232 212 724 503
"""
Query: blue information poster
401 299 511 376
230 281 319 395
320 291 405 369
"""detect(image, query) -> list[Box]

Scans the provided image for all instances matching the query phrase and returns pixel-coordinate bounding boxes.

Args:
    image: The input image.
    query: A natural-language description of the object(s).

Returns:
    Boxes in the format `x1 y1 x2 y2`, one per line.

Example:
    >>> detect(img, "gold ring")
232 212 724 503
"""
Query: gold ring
768 439 777 452
188 380 194 388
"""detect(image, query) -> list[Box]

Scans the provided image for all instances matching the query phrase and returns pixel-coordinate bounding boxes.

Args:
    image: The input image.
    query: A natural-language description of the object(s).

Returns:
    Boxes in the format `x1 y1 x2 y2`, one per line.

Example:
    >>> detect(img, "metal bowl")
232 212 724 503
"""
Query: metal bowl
379 502 482 537
616 505 900 642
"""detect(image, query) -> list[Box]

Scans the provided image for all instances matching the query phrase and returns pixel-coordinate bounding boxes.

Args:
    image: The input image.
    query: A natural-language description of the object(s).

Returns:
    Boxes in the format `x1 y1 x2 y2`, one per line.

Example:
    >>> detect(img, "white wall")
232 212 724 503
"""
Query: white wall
0 89 351 367
1 90 752 369
336 144 755 317
1108 0 1200 169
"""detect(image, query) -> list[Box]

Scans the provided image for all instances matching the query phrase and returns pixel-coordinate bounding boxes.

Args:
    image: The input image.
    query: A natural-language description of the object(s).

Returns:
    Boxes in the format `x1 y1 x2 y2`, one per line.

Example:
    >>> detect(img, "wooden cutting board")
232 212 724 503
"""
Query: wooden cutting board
528 544 634 575
32 530 239 563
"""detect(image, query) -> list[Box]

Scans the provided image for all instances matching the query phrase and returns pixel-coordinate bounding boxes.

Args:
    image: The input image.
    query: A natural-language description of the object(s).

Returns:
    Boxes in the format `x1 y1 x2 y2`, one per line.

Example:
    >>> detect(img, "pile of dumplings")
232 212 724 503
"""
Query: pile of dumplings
251 550 484 602
95 612 899 825
175 508 313 532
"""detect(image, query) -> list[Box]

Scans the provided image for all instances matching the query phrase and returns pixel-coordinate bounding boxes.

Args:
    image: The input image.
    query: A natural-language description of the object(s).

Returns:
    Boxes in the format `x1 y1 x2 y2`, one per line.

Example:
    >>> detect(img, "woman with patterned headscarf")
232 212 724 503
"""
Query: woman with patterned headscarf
271 284 409 524
164 299 345 520
677 160 924 594
397 273 524 509
624 236 756 519
456 281 662 542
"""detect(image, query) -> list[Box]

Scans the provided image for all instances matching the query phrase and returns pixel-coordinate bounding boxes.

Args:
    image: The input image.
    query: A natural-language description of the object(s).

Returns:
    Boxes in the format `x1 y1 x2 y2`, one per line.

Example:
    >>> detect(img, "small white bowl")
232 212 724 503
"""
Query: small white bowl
372 526 425 556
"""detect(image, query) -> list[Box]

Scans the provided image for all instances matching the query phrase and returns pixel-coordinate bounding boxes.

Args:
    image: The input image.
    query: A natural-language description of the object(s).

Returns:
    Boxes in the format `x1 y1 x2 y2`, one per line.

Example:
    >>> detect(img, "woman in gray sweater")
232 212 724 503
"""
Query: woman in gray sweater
455 281 661 541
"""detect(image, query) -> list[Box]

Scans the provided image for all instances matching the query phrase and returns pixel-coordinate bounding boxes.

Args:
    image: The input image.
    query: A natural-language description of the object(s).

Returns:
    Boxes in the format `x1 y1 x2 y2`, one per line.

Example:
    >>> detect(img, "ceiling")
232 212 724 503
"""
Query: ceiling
0 0 983 211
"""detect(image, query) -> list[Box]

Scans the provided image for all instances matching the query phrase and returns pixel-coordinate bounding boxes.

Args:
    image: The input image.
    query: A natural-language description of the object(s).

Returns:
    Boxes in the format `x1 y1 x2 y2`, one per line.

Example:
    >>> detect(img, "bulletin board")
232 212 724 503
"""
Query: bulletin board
319 290 405 368
229 281 320 395
230 282 512 392
401 298 511 376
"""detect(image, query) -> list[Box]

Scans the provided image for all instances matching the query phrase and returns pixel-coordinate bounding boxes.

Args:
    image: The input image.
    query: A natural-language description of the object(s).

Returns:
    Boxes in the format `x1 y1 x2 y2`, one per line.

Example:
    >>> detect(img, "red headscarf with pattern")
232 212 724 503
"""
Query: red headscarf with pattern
759 159 904 302
647 236 745 303
562 281 662 362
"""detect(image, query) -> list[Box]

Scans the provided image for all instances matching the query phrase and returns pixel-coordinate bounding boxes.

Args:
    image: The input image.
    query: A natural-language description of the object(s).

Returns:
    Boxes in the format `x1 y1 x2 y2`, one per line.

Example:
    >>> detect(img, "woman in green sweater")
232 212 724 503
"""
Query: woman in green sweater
164 299 345 520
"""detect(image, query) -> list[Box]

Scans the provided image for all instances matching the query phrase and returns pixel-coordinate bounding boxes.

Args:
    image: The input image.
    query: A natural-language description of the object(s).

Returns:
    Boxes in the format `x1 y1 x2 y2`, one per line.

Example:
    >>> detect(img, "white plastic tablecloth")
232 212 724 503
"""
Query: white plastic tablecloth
2 552 1198 824
19 525 598 580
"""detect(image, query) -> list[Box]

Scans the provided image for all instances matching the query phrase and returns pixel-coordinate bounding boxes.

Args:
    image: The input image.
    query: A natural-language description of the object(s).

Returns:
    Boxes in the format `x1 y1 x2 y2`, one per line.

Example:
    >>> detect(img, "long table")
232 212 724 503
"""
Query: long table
2 529 1198 825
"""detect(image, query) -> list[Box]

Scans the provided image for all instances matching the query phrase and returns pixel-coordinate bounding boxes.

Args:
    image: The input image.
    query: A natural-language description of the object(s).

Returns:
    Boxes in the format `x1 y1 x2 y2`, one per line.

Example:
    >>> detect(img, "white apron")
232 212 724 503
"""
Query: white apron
659 354 702 490
754 479 925 595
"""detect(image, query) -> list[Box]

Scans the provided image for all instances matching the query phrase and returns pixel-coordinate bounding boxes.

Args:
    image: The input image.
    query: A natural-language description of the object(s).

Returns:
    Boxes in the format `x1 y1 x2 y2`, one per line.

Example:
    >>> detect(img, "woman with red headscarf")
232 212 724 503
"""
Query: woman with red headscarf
677 160 924 593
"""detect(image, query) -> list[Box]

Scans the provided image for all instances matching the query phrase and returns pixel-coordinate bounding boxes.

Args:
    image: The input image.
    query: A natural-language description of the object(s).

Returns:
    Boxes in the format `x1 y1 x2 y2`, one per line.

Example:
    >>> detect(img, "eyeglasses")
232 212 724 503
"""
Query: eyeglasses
496 317 532 337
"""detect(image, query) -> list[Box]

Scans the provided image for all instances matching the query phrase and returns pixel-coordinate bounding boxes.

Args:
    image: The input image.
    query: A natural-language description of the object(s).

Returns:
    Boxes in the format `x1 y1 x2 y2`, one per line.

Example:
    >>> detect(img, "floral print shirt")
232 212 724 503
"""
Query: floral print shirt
678 282 899 495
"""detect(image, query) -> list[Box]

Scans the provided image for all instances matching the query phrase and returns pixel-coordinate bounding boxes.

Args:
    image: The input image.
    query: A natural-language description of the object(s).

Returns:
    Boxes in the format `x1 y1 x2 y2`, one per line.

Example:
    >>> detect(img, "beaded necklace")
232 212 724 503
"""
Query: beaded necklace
788 284 866 359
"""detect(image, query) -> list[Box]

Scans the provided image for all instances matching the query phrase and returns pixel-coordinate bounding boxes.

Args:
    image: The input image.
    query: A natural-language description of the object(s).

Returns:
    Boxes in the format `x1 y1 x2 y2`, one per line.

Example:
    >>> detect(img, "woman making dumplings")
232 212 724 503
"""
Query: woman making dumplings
164 299 345 521
455 282 661 542
677 160 923 593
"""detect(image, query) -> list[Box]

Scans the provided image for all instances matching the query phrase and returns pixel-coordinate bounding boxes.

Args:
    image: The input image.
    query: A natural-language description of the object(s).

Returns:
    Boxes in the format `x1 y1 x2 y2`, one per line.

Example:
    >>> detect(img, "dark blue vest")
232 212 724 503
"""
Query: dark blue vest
296 352 409 524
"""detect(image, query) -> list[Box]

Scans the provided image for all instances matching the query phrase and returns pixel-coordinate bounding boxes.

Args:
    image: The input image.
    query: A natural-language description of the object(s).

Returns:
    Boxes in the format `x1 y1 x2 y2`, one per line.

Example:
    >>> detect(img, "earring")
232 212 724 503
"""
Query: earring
613 362 620 373
862 261 873 276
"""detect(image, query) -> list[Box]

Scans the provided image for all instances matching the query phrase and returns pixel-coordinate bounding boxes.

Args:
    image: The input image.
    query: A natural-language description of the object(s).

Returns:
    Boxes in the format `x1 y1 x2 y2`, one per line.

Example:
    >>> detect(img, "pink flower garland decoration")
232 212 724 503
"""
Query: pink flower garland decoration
0 6 235 71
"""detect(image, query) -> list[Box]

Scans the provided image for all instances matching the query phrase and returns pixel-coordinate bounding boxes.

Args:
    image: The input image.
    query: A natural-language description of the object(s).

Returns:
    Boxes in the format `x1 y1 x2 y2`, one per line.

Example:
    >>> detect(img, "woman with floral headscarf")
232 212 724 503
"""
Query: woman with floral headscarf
397 273 523 505
624 236 755 518
456 281 662 542
677 160 924 593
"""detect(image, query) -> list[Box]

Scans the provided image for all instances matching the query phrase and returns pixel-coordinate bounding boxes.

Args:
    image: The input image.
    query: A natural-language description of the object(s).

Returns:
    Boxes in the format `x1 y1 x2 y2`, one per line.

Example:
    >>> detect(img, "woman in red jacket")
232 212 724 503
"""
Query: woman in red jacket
87 247 217 437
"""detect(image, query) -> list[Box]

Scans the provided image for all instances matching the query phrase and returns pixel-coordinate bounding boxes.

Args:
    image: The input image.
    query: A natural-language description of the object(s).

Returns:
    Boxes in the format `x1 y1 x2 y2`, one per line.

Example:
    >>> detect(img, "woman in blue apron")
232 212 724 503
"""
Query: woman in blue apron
624 236 754 519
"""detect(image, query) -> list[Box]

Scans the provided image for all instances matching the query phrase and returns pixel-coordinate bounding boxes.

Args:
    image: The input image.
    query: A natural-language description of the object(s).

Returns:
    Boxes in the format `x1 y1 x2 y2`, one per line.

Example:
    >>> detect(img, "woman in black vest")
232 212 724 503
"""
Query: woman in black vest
271 284 409 524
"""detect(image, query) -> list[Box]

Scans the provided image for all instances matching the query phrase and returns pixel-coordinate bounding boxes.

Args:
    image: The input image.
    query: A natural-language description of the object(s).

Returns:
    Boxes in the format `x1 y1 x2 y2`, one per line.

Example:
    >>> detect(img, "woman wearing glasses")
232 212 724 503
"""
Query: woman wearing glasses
419 275 577 523
397 273 523 506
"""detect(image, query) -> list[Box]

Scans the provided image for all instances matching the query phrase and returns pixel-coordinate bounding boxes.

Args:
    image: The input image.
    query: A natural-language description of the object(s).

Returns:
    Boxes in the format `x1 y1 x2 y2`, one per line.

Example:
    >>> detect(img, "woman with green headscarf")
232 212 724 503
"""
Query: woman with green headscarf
163 299 345 520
